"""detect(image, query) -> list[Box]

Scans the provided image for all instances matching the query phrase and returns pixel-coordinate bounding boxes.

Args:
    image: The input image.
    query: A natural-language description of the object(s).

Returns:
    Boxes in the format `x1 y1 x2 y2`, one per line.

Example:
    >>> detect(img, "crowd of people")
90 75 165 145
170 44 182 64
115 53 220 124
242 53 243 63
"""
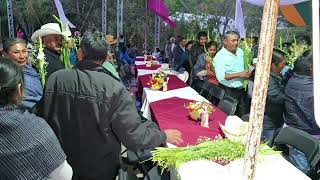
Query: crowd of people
0 21 317 179
160 30 316 174
0 23 183 180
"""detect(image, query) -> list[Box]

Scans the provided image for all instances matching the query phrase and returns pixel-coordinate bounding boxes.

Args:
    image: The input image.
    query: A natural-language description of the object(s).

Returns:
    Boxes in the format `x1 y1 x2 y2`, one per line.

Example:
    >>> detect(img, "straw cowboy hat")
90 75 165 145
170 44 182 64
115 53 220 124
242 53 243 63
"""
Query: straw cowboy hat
105 34 118 45
31 23 69 42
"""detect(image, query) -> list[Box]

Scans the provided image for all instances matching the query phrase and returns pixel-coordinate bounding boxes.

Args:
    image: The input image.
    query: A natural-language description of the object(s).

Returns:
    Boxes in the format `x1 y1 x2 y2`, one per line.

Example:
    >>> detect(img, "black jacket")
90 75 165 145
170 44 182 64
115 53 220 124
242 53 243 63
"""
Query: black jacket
284 74 319 135
173 45 188 71
44 48 64 80
190 42 205 68
264 72 285 130
39 61 166 178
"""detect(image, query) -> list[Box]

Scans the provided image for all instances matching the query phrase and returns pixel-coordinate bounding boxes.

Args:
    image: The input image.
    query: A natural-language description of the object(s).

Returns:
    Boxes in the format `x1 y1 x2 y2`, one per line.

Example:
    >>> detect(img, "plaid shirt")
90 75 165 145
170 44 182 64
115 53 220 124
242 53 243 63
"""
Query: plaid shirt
0 105 66 179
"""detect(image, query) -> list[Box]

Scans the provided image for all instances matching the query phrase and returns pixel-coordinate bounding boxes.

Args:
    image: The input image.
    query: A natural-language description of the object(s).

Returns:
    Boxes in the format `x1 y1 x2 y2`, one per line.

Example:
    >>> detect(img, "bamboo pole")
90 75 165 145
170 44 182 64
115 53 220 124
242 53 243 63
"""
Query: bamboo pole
243 0 280 179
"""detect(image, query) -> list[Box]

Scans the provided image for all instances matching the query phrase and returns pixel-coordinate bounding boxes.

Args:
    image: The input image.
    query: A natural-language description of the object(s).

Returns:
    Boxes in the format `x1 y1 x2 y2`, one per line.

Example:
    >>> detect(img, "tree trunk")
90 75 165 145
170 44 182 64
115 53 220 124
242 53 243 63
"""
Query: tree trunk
243 0 280 180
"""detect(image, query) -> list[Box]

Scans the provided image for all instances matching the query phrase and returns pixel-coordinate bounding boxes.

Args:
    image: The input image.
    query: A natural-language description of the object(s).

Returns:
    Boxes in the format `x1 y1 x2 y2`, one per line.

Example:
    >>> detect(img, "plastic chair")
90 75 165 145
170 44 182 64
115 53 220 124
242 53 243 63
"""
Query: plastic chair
217 95 237 115
274 126 320 179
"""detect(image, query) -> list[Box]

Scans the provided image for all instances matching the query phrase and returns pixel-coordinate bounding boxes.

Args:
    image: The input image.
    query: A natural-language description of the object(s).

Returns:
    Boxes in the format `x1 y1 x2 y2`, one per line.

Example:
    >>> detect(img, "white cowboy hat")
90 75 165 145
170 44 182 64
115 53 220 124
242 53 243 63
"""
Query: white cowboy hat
178 71 189 83
220 116 249 145
31 23 64 42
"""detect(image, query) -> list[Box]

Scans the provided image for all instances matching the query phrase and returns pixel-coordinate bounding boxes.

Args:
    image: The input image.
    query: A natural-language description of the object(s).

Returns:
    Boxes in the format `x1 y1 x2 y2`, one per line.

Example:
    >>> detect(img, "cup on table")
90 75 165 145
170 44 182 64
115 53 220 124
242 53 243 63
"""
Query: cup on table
146 61 152 67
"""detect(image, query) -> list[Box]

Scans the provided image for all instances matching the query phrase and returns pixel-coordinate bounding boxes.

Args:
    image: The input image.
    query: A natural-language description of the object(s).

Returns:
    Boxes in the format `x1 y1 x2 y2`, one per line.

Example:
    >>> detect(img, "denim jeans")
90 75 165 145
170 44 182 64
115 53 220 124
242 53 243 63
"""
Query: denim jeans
261 128 281 147
288 148 310 174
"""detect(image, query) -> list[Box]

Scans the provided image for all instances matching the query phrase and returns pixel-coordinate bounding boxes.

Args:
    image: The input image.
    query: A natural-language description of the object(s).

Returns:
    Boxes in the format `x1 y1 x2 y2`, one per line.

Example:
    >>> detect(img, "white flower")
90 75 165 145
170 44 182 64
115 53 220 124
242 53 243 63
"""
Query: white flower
37 52 45 60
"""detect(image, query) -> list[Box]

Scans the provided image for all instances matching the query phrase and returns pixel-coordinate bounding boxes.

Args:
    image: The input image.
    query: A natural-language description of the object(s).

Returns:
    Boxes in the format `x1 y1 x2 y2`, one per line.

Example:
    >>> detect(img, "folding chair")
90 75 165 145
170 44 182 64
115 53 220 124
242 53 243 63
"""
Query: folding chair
241 113 250 122
199 82 214 100
208 85 225 106
217 95 238 115
274 126 320 179
119 149 168 180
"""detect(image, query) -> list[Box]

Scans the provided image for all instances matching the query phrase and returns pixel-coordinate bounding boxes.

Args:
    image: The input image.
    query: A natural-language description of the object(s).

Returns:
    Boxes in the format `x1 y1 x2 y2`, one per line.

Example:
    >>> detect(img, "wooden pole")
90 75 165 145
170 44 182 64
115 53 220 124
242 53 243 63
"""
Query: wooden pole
243 0 279 179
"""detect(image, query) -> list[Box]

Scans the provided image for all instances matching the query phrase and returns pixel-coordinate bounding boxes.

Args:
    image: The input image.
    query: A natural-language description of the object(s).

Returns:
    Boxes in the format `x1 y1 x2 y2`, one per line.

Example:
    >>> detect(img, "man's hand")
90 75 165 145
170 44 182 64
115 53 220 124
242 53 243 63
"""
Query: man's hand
239 70 251 78
164 129 183 145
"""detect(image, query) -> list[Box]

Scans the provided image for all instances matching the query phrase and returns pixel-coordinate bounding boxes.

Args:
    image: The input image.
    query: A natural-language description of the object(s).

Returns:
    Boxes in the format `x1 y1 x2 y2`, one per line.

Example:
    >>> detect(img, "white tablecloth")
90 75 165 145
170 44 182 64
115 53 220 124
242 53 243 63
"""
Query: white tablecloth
135 61 146 65
137 69 158 76
176 155 310 180
137 69 177 76
141 86 207 120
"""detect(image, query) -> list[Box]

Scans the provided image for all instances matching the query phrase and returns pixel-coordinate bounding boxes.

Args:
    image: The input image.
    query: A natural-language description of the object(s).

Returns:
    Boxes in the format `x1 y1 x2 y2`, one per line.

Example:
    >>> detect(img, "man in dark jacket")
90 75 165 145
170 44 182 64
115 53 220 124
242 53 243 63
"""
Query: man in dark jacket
40 31 183 179
284 51 319 174
31 23 65 79
190 31 208 70
284 51 318 135
173 36 188 71
262 49 286 146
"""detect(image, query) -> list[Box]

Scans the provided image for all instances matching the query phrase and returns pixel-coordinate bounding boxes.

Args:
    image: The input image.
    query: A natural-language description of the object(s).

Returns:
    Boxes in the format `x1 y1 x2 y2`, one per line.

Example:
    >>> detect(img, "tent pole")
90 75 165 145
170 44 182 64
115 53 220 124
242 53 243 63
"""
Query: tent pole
312 0 320 127
144 0 148 53
243 0 280 179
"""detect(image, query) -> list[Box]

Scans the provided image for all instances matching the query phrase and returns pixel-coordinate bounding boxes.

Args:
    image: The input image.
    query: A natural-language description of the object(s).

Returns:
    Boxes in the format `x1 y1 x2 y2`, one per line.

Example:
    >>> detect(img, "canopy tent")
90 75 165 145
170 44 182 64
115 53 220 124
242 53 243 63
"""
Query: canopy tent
280 1 312 27
242 0 309 6
235 0 311 38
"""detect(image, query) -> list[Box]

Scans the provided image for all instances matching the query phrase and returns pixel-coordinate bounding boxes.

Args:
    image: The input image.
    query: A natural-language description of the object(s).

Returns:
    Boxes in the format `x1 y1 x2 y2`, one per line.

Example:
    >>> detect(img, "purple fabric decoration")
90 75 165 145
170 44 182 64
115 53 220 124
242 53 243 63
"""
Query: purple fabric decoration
54 0 76 29
147 0 176 29
235 0 245 38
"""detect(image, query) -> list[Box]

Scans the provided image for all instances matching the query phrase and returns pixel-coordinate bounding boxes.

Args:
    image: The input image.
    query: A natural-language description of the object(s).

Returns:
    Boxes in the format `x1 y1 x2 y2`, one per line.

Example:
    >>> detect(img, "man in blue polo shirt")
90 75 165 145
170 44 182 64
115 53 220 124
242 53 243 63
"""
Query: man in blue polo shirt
213 31 251 117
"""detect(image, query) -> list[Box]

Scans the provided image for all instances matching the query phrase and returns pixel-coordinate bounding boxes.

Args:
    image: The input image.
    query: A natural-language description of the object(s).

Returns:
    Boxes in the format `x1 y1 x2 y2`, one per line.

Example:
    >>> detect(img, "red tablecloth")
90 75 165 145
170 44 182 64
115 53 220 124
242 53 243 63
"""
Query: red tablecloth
136 64 161 70
135 57 145 61
150 97 228 147
137 74 188 100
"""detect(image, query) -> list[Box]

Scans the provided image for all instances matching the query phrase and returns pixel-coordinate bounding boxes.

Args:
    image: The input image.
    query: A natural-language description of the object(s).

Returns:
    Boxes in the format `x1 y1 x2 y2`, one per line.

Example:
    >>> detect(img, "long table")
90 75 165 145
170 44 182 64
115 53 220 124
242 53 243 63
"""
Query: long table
150 97 227 147
134 57 310 180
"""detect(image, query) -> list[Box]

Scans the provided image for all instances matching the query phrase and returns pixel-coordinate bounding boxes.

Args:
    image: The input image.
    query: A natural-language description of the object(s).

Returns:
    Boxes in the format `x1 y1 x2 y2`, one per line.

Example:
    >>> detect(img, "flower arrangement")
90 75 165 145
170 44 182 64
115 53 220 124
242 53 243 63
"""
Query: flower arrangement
185 101 214 121
53 15 71 69
147 72 167 90
28 37 48 88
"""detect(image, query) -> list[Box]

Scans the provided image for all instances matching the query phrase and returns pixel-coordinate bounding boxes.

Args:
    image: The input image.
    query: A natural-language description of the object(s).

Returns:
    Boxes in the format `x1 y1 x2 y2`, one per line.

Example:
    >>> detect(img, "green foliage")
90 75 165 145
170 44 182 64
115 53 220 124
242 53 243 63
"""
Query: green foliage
277 35 311 69
151 139 245 173
151 139 279 173
239 38 253 90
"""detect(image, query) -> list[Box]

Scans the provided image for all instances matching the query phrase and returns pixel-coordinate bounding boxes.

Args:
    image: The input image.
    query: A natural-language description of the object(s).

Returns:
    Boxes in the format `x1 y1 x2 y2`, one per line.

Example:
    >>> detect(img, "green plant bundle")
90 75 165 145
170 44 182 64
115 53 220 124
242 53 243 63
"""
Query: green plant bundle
53 15 71 69
61 41 71 69
151 139 279 173
151 139 244 173
277 36 310 70
239 39 253 90
214 33 220 45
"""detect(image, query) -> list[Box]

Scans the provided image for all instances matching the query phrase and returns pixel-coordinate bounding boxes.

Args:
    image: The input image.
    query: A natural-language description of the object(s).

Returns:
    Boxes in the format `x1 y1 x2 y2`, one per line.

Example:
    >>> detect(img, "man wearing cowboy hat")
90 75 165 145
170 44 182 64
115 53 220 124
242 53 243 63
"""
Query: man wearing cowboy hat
31 23 65 80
